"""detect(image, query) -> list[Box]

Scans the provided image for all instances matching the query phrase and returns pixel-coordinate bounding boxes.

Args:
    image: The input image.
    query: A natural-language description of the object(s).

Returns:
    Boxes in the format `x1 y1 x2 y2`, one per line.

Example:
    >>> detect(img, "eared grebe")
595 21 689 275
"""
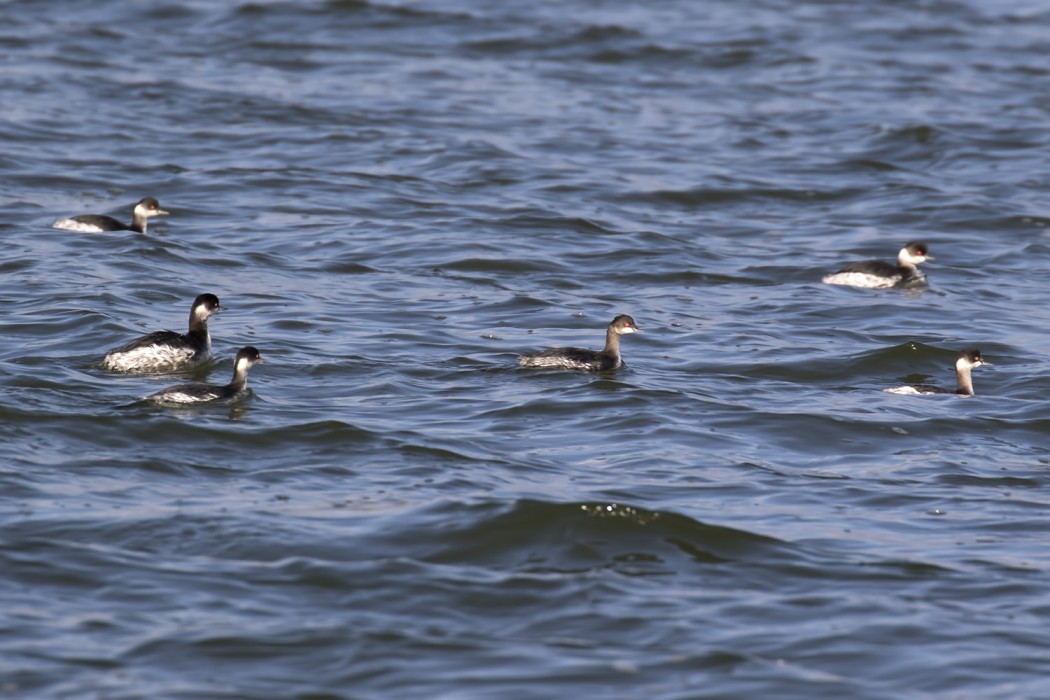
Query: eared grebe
885 348 989 396
101 293 223 373
53 197 169 234
822 241 932 289
147 347 265 405
519 315 640 371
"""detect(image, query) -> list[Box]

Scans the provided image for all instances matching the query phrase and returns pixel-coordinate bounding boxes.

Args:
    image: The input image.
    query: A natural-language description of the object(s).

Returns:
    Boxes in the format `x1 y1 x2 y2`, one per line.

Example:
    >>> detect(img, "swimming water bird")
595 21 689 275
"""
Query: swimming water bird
519 315 640 371
100 293 223 373
53 196 169 234
822 241 932 289
885 348 989 396
147 347 265 405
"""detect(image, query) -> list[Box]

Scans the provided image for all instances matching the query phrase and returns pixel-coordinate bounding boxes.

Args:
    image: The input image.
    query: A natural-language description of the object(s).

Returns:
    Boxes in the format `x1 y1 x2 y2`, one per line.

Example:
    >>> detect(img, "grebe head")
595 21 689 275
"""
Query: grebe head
235 346 265 370
190 293 224 323
957 348 989 371
899 241 932 267
610 315 640 335
135 197 169 219
194 293 222 312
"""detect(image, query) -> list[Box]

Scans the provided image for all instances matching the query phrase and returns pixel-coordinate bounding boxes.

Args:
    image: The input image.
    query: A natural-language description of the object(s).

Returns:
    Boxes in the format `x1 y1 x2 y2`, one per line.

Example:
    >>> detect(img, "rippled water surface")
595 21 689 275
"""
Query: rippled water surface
4 0 1050 697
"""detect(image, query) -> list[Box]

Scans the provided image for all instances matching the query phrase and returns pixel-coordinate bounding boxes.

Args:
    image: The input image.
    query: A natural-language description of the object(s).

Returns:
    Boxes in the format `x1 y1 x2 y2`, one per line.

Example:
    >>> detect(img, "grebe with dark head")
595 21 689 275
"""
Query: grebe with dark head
885 348 989 396
823 242 932 289
100 293 223 373
147 347 265 405
53 197 169 234
519 315 640 372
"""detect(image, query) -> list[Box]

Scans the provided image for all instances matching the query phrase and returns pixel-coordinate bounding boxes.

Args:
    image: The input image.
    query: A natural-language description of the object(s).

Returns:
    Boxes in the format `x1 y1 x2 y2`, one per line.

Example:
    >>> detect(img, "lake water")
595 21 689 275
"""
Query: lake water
3 0 1050 697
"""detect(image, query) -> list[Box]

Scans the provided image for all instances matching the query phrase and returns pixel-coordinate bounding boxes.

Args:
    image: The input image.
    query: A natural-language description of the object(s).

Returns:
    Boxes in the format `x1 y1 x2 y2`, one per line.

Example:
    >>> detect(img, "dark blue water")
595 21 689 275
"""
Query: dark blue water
3 0 1050 697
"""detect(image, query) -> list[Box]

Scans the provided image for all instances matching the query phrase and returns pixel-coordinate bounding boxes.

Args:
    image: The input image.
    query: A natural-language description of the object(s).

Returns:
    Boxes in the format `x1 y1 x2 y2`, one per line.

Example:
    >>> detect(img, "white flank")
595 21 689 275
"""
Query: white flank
101 345 198 373
53 218 105 233
822 271 899 289
884 386 925 395
151 390 214 404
